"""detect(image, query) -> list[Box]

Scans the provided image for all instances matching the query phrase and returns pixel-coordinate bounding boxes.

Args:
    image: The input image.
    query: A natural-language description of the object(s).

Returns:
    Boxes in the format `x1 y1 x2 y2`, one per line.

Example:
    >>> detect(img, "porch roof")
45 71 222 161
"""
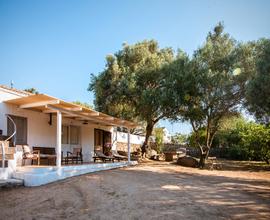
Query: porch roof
5 94 137 128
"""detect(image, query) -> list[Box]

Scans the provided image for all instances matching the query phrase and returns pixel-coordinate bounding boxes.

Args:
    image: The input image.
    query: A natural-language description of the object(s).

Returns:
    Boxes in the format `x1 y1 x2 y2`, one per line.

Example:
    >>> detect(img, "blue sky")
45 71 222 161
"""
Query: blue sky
1 0 270 135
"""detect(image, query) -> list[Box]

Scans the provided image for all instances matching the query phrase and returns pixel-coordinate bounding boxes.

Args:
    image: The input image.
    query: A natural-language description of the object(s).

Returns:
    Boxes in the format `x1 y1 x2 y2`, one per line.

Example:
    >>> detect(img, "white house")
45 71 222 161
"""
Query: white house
0 85 137 186
162 127 172 144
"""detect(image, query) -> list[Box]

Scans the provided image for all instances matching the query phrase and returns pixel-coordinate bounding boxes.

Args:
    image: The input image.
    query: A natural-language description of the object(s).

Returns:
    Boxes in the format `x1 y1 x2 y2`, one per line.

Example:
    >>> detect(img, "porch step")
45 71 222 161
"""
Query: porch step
13 161 138 187
0 178 24 188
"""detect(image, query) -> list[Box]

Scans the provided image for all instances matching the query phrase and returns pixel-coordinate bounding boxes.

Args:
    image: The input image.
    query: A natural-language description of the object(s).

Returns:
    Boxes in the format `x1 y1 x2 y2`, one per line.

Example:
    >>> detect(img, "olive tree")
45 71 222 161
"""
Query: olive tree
246 38 270 124
168 23 255 167
89 40 174 148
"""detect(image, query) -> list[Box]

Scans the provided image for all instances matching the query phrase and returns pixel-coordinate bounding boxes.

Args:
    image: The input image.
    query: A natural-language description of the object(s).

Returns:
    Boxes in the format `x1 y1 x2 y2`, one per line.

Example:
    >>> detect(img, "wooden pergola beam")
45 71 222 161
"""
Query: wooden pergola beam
81 112 100 116
45 104 135 128
20 100 60 109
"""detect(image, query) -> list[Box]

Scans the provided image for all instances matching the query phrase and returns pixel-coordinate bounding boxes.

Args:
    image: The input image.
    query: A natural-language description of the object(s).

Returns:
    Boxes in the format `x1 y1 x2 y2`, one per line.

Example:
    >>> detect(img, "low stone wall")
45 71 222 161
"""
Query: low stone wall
116 142 141 152
163 144 228 158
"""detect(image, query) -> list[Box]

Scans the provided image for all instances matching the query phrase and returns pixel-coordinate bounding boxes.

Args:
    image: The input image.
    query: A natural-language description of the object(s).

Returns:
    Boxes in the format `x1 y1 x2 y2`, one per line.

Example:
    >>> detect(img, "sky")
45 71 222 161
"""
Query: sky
0 0 270 135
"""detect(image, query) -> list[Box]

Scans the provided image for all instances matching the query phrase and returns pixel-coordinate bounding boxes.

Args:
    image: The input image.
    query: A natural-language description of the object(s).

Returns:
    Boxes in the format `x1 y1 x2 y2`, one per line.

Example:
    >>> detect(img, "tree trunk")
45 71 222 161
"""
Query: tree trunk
141 122 154 156
199 147 210 168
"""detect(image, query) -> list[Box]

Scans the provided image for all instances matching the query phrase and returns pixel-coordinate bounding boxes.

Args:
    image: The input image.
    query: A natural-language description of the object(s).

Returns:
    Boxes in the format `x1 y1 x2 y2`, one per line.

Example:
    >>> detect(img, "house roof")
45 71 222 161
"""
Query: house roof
3 88 136 128
0 85 33 96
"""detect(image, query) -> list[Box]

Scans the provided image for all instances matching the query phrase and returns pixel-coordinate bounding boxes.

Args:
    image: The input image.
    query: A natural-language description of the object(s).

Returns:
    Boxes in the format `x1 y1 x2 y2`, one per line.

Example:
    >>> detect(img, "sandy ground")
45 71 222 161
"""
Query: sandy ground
0 160 270 220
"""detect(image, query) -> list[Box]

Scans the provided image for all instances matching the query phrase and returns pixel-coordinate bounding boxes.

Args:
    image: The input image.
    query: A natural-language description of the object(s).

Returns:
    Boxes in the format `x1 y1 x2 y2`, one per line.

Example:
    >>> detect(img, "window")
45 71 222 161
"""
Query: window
62 125 69 144
70 126 80 145
62 125 80 145
94 129 103 148
7 115 27 145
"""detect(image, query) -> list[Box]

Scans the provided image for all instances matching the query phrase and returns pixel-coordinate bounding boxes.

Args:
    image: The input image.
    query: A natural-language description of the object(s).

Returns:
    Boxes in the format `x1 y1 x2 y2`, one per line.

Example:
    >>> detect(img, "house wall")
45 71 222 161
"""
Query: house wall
114 131 145 152
116 131 145 145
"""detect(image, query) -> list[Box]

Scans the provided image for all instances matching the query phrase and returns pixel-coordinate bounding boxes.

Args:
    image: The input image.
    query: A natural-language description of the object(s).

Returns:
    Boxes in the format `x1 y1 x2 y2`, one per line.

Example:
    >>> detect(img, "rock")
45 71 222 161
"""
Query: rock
150 149 157 156
177 156 199 168
164 153 175 161
150 155 160 160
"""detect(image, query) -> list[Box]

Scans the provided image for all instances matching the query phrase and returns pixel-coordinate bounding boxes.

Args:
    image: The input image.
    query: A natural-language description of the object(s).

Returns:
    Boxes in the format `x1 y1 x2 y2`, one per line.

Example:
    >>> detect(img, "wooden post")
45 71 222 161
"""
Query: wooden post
56 111 62 168
127 128 131 163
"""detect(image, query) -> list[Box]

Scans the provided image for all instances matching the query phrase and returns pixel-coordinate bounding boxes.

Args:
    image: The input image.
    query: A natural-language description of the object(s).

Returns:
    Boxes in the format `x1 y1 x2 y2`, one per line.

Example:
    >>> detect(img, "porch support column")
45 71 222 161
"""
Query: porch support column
56 111 62 168
127 128 131 163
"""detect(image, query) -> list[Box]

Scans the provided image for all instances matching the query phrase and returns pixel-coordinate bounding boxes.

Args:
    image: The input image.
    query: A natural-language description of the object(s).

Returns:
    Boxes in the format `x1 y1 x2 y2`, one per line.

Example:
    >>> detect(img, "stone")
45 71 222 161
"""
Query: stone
150 149 157 156
176 156 199 168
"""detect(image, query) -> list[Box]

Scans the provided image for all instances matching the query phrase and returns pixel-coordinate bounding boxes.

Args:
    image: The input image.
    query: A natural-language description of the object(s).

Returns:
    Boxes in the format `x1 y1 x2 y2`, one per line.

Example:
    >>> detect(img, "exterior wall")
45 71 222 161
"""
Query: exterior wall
163 128 172 144
116 131 145 145
115 131 145 152
0 88 27 135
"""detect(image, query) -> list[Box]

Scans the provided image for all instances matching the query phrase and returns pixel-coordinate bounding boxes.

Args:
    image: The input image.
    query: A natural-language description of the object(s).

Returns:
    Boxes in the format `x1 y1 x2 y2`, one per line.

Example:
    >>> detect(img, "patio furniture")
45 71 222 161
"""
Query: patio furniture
22 145 40 166
66 148 83 164
208 157 222 170
32 146 57 165
112 150 127 161
93 150 114 163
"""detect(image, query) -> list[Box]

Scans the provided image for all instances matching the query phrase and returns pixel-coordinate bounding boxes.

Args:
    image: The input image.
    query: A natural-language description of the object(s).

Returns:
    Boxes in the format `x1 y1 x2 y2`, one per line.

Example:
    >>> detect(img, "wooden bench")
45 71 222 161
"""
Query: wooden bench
32 146 56 165
208 157 222 170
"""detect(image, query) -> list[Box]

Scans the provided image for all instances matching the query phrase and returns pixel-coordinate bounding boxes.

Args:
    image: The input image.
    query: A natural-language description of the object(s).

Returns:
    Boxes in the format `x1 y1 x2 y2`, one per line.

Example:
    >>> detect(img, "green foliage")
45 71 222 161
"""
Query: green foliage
72 101 93 109
246 38 270 124
188 115 270 163
88 23 268 166
24 88 39 94
171 133 188 144
166 23 255 167
153 127 164 153
214 116 270 163
89 40 175 145
226 146 250 160
239 122 270 163
188 128 206 147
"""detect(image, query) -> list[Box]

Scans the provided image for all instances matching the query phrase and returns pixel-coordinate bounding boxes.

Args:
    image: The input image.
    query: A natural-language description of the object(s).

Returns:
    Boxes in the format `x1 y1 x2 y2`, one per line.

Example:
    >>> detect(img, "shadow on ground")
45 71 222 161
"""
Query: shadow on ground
0 161 269 220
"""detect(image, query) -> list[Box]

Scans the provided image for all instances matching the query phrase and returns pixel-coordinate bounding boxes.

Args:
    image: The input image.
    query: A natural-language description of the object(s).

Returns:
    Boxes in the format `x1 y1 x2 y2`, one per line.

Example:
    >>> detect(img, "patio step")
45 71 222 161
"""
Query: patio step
0 178 24 188
12 161 138 187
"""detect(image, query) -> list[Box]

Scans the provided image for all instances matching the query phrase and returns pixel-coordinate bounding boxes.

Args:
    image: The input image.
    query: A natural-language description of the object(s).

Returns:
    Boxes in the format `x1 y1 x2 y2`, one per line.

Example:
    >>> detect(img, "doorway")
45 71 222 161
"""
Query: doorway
94 129 111 153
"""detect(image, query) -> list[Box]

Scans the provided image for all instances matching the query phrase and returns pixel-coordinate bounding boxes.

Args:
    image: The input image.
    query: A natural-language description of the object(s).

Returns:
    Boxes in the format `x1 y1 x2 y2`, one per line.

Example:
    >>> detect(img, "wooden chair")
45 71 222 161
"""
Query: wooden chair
112 150 127 161
32 146 56 165
93 150 114 163
22 145 40 166
66 148 83 164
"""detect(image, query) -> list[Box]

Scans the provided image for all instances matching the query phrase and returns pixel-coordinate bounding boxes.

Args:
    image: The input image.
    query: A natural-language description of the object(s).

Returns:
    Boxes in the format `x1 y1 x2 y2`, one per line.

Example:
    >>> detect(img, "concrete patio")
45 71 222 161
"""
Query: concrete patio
13 161 138 186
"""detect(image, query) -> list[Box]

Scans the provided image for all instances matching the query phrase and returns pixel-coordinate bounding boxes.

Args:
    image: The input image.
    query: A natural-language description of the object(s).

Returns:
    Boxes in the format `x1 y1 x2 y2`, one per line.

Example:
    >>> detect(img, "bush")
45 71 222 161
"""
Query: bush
226 145 249 160
187 116 270 163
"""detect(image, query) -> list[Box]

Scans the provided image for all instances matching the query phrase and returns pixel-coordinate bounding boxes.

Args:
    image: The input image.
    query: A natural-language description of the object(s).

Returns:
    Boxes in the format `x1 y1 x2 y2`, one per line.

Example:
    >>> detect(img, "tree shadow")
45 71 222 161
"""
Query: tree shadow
123 165 270 219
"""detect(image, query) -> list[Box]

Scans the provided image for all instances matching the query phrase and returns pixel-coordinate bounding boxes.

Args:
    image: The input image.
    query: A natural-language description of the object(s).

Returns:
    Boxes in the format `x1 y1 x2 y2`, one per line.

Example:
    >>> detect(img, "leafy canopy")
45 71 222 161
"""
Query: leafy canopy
24 88 39 94
166 23 255 166
246 38 270 124
72 101 93 109
89 40 175 144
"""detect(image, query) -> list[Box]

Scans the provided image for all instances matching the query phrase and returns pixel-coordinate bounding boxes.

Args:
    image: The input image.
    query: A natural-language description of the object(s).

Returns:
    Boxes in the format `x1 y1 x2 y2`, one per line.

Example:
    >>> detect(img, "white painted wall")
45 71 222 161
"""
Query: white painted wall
115 131 145 145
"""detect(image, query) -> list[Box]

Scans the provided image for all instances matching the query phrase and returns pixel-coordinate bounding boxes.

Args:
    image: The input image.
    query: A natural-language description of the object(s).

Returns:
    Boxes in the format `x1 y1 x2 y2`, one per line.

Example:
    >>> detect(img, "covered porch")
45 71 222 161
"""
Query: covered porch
3 93 137 186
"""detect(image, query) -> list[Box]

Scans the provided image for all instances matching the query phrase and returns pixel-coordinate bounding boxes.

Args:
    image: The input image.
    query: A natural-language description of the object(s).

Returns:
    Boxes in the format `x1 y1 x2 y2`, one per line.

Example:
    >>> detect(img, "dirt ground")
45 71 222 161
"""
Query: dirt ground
0 160 270 220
